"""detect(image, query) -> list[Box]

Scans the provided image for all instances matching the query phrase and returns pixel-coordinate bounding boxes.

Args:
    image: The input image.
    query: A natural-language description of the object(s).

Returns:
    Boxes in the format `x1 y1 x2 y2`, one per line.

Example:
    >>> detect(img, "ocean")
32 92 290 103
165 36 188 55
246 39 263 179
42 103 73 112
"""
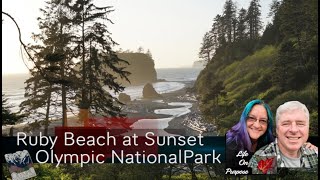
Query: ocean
2 68 203 113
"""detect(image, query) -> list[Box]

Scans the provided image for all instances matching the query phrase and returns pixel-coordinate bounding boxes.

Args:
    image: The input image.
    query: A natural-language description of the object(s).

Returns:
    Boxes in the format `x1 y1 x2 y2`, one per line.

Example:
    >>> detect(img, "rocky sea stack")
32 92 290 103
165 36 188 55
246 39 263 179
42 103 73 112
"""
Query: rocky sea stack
142 83 162 99
118 93 131 103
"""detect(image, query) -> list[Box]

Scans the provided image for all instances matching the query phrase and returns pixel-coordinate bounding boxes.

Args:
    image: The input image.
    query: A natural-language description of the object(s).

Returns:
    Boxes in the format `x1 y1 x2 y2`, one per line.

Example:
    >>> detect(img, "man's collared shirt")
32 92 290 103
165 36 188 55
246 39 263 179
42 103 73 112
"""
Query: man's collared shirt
248 138 318 174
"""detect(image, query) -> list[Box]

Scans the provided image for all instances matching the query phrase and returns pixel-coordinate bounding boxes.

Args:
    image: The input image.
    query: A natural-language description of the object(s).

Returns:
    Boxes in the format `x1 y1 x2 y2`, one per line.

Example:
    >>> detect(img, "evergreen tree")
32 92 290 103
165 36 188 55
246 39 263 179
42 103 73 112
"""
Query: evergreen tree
199 32 215 62
20 0 76 132
146 49 153 59
277 0 318 68
2 94 24 125
222 0 237 43
272 0 318 91
258 0 282 46
66 0 130 120
268 0 281 20
211 14 226 52
236 8 248 42
137 46 144 53
246 0 262 40
195 0 318 138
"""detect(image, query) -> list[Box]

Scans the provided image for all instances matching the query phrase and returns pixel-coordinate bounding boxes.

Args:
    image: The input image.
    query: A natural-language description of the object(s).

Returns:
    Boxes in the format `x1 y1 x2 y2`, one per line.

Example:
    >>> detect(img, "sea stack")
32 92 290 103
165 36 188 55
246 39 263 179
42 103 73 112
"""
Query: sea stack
142 83 162 99
118 93 131 103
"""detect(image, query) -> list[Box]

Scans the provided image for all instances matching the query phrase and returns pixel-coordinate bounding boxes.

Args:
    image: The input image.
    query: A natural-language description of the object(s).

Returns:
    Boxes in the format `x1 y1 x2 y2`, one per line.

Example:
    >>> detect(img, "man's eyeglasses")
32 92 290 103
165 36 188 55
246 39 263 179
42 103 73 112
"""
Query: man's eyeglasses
247 116 268 126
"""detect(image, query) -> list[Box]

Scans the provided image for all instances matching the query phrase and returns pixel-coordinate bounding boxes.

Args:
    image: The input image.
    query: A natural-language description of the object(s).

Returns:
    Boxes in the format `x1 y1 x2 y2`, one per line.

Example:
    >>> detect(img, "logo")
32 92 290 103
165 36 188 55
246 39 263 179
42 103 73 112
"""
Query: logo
256 156 277 174
5 150 37 180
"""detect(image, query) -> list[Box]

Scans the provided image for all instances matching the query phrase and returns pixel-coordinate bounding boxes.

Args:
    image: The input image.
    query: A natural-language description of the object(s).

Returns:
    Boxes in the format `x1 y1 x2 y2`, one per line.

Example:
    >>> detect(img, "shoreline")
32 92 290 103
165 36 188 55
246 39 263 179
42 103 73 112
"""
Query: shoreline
2 81 216 136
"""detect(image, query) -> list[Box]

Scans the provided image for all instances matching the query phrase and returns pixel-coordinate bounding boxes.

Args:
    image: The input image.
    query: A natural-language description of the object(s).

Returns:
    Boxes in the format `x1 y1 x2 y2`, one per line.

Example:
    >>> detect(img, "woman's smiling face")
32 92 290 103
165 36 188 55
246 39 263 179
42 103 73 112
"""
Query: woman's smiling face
246 104 268 141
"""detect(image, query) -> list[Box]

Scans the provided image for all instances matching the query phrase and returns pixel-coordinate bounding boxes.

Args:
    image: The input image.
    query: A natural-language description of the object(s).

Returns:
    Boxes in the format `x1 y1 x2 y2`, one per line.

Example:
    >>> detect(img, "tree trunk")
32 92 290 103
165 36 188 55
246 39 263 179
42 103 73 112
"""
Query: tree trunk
89 41 92 105
297 35 306 68
60 23 68 127
168 164 173 180
205 164 213 179
9 126 14 136
187 163 198 180
80 1 89 126
44 85 52 135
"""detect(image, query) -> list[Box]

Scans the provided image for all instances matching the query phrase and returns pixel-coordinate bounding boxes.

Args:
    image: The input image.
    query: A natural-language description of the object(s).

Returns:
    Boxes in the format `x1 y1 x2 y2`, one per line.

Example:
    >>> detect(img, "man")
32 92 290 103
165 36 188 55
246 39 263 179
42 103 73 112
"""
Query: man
248 101 318 174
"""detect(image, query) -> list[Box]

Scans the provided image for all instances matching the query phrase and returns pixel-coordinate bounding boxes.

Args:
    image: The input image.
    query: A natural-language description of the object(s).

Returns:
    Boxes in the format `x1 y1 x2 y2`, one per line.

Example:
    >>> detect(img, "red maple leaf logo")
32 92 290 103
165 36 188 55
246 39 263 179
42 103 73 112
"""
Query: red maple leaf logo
257 157 274 174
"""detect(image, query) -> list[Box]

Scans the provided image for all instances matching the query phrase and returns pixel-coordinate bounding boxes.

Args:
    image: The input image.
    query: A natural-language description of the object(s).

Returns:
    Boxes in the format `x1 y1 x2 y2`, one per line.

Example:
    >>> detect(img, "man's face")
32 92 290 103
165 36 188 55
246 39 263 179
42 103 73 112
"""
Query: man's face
276 109 309 155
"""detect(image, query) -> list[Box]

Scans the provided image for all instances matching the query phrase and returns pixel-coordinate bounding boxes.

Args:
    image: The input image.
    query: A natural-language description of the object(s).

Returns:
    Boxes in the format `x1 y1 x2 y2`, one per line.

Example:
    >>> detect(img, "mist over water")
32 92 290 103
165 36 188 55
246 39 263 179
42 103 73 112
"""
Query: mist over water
156 68 202 82
2 68 202 119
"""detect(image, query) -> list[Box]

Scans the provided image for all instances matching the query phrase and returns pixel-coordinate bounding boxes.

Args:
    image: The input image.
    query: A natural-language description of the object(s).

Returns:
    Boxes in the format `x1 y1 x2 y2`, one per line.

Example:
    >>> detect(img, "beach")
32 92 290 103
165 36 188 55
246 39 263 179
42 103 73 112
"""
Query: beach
2 81 216 136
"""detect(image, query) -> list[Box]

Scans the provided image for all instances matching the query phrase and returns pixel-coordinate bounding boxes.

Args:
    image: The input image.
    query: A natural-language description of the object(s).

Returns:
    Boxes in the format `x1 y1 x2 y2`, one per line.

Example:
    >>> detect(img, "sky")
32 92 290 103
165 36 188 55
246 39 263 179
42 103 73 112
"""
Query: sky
2 0 273 74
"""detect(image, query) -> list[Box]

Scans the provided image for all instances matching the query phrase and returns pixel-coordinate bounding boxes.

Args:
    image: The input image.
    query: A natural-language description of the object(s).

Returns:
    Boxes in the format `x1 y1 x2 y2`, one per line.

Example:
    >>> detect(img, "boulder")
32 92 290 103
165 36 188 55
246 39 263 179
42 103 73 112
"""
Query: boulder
142 83 162 99
118 93 131 103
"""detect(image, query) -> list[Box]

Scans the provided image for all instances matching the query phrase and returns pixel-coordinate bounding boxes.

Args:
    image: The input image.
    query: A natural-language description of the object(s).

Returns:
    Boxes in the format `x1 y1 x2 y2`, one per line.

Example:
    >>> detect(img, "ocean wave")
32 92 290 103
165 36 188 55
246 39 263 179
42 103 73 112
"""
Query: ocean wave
110 82 185 100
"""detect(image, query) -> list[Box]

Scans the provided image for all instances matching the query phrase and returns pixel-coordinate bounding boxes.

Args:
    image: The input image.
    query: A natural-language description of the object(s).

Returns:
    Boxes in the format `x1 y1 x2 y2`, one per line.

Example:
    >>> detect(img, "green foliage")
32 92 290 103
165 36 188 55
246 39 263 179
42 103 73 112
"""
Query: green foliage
3 163 317 179
32 164 73 179
199 32 215 62
20 0 78 130
195 0 318 136
269 84 318 111
67 0 130 116
277 169 318 179
2 163 10 179
4 163 169 180
268 83 318 136
258 22 282 47
256 86 281 102
246 0 263 40
2 94 24 125
18 0 131 127
309 110 318 136
163 173 212 180
197 43 317 135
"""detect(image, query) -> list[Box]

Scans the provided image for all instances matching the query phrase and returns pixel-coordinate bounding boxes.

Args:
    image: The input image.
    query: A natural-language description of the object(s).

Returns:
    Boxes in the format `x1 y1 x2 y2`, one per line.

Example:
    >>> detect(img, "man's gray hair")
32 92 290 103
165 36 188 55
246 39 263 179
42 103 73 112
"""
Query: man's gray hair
276 101 309 126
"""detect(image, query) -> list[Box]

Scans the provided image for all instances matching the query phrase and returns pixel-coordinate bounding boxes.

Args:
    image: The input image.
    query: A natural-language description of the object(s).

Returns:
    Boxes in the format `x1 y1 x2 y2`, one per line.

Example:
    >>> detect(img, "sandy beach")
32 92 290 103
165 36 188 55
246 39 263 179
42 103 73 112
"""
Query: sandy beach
2 81 216 136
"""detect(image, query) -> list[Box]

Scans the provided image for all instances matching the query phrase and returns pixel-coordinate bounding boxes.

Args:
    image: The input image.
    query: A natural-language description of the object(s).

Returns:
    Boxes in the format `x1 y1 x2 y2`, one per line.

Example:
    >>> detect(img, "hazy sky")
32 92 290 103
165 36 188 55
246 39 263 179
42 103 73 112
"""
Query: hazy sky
2 0 273 74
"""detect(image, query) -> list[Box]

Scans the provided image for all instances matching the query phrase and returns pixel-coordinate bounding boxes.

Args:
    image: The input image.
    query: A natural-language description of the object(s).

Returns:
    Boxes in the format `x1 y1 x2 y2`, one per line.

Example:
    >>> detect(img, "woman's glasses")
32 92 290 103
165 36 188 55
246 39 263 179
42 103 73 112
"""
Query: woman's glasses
247 116 268 126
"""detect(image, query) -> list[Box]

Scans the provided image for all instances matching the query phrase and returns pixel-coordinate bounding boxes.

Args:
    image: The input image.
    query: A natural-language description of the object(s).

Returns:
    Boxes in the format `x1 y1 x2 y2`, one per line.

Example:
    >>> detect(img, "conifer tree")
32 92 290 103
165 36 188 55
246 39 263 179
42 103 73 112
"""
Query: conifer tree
66 0 130 120
2 94 24 125
146 49 153 59
246 0 262 40
199 32 215 62
222 0 237 43
20 0 76 133
236 8 248 42
211 14 226 50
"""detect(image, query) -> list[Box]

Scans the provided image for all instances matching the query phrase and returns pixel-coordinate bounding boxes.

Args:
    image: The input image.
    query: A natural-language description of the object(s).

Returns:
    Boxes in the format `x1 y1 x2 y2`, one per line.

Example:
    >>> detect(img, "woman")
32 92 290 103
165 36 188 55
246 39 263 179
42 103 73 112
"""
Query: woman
225 99 274 169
